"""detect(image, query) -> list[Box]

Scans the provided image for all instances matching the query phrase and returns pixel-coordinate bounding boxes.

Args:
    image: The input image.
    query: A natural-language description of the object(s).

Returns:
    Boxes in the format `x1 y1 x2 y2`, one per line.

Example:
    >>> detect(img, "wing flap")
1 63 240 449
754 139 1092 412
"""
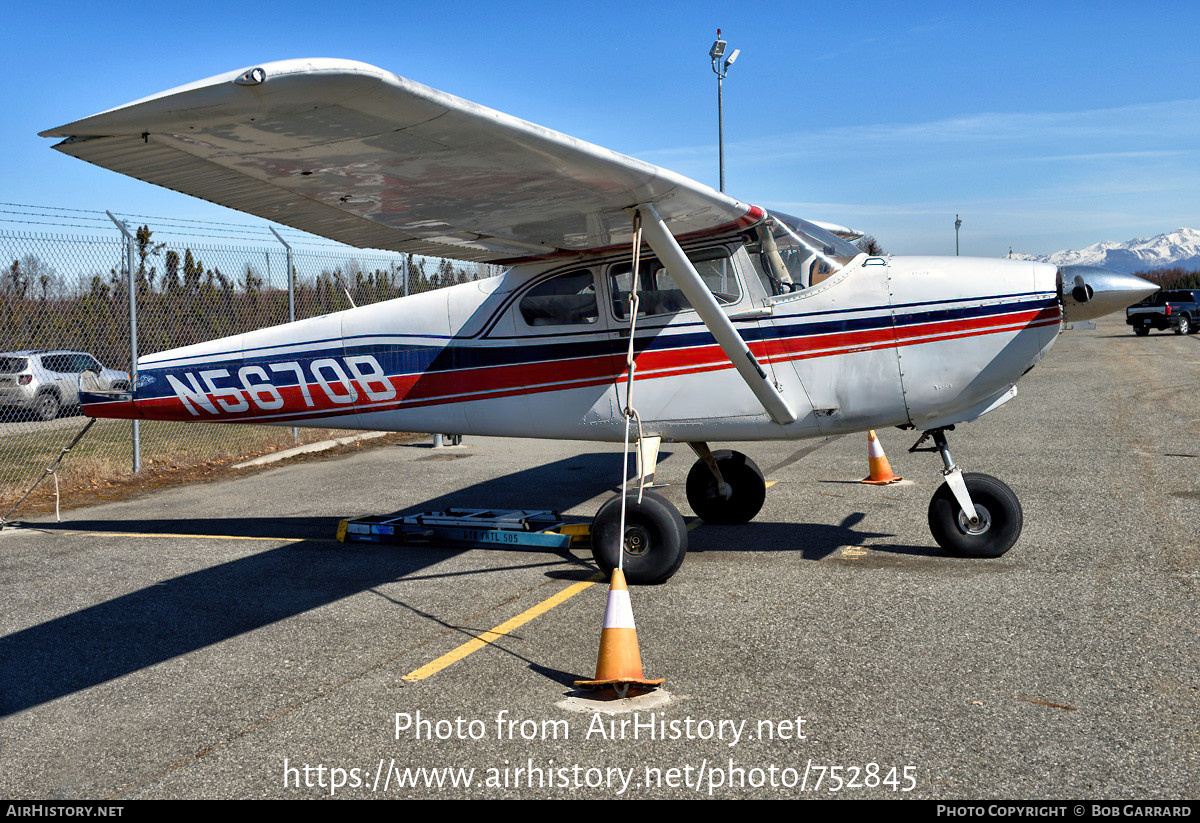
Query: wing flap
44 59 759 262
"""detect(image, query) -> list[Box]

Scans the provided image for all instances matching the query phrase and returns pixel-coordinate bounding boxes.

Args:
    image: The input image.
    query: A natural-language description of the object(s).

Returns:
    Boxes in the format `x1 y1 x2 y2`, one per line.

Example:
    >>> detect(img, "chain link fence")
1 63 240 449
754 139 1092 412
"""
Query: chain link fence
0 213 499 513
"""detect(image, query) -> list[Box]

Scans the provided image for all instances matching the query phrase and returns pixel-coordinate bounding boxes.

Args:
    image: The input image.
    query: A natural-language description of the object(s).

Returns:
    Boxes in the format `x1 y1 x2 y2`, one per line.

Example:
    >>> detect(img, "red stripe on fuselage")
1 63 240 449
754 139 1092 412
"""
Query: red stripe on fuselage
94 303 1059 423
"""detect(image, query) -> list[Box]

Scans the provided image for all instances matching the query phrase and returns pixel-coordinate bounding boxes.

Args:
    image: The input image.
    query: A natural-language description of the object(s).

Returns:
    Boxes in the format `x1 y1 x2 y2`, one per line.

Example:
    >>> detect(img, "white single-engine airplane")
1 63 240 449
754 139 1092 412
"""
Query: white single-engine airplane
43 59 1155 583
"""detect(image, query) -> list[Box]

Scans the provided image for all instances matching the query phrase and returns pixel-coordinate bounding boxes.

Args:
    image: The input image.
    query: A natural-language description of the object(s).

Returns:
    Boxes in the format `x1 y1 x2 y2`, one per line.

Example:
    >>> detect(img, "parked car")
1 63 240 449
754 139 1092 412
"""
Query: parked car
0 350 130 421
1126 289 1200 335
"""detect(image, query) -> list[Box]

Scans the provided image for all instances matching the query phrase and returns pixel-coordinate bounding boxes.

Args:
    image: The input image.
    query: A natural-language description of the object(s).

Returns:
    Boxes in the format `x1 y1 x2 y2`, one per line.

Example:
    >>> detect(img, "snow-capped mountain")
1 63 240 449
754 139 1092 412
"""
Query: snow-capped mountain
1012 229 1200 273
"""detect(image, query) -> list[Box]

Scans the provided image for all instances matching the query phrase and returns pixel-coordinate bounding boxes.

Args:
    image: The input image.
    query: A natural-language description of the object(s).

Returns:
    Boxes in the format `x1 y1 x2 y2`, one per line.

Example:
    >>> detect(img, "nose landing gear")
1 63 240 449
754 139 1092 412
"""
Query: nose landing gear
912 428 1023 558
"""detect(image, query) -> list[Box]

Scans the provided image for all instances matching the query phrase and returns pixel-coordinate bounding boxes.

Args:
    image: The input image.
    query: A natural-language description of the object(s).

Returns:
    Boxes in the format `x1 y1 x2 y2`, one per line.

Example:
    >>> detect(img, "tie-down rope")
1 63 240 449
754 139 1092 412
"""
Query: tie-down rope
0 417 96 528
617 212 648 571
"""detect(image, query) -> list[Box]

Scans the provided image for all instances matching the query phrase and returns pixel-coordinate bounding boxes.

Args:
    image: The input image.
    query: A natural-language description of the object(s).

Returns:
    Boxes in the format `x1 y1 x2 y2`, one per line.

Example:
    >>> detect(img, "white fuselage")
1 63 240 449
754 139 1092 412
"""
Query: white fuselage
86 234 1063 445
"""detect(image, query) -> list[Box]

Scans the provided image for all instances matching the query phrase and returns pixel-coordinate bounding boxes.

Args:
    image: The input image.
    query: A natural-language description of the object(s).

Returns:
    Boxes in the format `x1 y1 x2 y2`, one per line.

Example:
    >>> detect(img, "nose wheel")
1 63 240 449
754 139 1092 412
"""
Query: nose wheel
927 471 1021 557
912 428 1023 558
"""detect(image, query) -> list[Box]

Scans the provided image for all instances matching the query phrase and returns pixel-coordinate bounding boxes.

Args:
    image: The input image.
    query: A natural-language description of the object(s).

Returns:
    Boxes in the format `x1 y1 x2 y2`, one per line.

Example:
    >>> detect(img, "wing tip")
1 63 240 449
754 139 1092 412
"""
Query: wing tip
41 57 396 139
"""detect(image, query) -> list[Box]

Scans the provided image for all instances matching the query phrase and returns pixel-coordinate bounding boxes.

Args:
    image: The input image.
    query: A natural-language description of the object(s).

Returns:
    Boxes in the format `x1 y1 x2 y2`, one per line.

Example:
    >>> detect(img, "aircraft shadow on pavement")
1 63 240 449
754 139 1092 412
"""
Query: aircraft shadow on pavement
18 450 658 540
685 511 937 560
0 451 644 716
2 449 938 715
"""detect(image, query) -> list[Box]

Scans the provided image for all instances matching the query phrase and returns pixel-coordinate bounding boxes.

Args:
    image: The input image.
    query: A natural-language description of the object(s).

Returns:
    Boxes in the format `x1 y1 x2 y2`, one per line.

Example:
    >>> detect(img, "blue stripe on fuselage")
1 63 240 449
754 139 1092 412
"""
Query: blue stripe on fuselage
132 292 1057 400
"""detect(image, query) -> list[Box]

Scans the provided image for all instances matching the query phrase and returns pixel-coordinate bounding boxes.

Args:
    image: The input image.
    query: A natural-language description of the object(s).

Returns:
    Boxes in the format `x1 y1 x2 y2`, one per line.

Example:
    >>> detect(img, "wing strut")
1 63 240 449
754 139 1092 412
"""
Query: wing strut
634 203 796 425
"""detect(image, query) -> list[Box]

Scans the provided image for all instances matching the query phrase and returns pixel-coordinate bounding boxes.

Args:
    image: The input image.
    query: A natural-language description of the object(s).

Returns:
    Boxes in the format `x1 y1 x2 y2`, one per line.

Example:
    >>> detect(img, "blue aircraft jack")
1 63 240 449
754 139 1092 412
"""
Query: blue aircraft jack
337 508 590 551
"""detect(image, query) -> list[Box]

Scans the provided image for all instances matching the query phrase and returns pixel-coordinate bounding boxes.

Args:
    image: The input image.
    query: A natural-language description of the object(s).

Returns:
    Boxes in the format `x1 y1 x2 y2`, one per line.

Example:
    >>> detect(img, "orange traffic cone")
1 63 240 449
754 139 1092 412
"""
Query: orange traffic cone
861 429 902 485
575 568 664 697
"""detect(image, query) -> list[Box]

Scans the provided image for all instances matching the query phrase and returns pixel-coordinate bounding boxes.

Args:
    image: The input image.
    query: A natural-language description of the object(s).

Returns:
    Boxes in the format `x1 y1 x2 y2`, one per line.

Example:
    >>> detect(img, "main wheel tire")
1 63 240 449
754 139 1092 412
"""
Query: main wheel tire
685 450 766 525
928 473 1022 559
1134 326 1150 336
1176 316 1190 335
591 490 687 585
34 392 60 422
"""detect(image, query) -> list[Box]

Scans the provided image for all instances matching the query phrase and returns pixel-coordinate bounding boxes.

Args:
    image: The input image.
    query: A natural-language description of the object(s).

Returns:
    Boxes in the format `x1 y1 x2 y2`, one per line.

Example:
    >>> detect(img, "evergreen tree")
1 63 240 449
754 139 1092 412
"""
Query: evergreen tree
856 236 885 256
4 259 29 298
163 250 181 292
1132 267 1200 290
183 249 203 292
135 225 164 293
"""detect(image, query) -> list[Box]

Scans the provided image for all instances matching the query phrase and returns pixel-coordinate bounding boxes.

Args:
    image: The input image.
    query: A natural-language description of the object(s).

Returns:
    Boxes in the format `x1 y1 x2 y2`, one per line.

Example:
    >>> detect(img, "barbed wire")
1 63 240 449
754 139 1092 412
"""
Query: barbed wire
0 217 118 232
0 202 383 250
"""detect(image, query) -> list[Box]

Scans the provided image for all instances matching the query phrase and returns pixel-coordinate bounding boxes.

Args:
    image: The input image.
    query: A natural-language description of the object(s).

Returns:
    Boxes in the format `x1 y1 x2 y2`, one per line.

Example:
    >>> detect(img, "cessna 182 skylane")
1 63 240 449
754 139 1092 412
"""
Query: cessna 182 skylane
43 59 1156 583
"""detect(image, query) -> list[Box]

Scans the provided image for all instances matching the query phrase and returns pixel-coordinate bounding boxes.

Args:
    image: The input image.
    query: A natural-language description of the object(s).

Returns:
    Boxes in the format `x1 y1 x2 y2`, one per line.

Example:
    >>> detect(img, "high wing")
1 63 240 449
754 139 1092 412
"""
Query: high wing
41 58 760 262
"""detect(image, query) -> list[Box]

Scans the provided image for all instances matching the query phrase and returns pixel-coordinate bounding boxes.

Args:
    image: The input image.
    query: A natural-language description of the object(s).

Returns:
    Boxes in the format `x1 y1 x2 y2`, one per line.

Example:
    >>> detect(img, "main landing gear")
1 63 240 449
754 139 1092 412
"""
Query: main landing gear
684 444 766 525
589 429 1020 583
911 428 1023 558
591 490 688 585
589 440 768 585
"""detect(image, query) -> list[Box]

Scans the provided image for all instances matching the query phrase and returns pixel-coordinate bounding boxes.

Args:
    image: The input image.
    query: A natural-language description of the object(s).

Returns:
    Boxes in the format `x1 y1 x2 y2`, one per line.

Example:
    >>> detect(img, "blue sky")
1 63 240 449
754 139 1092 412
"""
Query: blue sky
3 0 1198 257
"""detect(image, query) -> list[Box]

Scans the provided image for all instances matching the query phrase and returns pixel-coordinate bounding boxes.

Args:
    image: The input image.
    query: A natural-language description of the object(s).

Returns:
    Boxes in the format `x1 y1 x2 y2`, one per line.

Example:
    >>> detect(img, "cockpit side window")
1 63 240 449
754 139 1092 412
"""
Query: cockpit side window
610 248 741 320
518 270 598 327
748 213 862 295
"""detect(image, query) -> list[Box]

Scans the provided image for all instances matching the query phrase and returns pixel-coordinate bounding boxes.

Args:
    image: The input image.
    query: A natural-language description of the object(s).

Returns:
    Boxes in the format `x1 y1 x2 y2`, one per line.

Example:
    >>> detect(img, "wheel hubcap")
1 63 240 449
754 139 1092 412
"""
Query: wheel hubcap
956 504 992 535
623 525 650 557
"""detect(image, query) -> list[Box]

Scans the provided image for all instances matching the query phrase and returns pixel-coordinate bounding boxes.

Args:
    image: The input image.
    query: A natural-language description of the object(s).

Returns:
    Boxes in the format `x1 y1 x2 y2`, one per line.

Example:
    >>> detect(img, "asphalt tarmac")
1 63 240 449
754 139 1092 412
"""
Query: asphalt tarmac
1 313 1196 799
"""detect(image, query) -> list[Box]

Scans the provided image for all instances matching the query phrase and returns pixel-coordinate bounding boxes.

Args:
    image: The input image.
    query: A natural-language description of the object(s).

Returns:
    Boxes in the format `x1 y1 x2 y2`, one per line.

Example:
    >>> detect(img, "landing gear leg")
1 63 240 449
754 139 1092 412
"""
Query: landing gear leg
685 443 766 525
913 428 1022 558
635 436 662 487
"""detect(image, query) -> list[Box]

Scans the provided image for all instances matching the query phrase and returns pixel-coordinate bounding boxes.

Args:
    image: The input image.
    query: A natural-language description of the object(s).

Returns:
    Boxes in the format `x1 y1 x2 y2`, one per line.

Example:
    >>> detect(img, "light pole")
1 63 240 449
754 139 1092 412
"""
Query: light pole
710 29 739 193
955 214 962 256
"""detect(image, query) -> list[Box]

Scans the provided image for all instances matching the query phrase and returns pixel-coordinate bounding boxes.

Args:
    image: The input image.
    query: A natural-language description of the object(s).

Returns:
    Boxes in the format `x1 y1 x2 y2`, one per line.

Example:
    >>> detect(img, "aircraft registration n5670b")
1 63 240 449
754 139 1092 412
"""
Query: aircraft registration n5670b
42 58 1156 582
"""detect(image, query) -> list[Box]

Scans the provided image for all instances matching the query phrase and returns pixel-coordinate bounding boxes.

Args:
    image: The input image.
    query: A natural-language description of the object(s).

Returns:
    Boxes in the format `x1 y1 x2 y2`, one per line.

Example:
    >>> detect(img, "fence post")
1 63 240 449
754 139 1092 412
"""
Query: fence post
269 227 299 444
268 226 295 324
106 211 140 474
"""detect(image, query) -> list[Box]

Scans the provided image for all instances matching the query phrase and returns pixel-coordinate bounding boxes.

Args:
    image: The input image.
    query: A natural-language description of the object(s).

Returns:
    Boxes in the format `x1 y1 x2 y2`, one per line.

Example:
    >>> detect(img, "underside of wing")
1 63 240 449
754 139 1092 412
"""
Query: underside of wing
42 59 761 263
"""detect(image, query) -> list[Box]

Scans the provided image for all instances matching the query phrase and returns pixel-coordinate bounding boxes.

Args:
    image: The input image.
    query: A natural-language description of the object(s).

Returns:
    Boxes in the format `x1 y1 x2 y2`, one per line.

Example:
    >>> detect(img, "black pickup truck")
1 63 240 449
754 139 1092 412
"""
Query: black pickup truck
1126 289 1200 335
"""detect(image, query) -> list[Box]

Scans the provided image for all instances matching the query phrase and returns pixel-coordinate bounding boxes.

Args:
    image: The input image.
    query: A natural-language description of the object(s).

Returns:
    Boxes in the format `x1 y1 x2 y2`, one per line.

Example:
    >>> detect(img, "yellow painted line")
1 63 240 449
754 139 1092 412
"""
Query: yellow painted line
42 529 305 542
403 574 604 681
765 480 778 488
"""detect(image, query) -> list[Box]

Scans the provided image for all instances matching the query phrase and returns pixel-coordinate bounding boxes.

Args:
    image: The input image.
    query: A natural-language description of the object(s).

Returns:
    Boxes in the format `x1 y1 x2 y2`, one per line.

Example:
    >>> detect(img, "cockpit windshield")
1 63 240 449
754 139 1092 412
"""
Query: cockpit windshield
746 211 863 295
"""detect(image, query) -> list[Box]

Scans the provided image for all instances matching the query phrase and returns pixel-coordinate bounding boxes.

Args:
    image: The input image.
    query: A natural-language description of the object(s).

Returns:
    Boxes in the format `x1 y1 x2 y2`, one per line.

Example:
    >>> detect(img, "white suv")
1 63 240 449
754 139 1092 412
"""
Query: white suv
0 351 129 421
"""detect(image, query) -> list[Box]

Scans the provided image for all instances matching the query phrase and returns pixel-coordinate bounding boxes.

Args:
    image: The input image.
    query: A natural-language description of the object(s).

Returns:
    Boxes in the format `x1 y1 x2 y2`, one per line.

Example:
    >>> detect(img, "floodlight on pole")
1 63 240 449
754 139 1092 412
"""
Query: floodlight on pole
955 214 963 256
709 29 737 193
709 34 726 61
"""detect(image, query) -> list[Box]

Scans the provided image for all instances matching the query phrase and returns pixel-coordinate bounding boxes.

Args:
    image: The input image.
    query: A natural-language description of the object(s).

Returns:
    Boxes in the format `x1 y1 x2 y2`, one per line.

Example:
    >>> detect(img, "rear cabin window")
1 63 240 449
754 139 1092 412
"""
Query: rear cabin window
0 357 28 373
610 249 741 320
518 270 599 327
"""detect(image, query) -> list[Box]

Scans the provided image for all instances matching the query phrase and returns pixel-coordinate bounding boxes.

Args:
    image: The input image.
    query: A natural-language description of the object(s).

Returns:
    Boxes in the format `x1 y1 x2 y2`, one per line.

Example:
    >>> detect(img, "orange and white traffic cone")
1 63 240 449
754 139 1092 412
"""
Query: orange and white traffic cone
861 429 902 485
574 568 664 697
